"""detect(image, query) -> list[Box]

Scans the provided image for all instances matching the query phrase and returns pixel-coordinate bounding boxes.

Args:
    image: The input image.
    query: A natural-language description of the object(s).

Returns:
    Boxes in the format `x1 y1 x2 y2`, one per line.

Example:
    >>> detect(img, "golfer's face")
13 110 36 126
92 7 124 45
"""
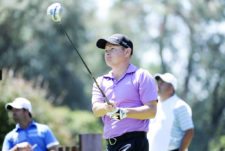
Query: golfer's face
104 43 125 67
157 79 172 95
11 108 26 122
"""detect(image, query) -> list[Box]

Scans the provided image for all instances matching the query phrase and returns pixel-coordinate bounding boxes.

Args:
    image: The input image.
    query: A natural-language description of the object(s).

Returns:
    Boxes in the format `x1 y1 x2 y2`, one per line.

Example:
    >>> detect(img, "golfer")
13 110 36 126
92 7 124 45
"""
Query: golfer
92 33 158 151
2 97 59 151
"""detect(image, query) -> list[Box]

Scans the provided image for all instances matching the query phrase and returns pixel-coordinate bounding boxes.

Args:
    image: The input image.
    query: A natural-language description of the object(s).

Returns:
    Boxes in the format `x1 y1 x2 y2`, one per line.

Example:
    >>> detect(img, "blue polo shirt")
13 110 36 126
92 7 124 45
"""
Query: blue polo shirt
2 121 59 151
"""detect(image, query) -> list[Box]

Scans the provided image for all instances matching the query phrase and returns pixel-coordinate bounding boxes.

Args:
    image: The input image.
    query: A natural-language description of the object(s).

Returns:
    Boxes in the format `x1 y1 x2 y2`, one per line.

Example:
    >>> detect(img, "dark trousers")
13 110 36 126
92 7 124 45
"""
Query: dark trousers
169 149 179 151
106 131 148 151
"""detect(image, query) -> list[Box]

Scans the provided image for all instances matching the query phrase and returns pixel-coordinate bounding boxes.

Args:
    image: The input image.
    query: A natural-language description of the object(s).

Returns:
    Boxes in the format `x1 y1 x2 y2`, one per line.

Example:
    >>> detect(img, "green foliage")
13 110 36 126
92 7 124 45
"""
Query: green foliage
0 102 15 149
0 0 91 110
209 135 225 151
0 70 102 148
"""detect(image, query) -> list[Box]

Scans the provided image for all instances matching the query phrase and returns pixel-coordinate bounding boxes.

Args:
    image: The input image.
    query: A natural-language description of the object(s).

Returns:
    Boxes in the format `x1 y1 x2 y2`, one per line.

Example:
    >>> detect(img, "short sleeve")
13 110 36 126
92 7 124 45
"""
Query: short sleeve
2 134 12 151
175 105 194 131
44 126 59 148
92 76 105 104
137 69 158 104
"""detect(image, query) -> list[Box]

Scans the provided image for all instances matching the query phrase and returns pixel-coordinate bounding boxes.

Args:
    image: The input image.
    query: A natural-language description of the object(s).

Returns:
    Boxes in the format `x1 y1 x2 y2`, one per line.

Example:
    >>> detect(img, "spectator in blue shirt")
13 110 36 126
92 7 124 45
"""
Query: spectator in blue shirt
2 97 59 151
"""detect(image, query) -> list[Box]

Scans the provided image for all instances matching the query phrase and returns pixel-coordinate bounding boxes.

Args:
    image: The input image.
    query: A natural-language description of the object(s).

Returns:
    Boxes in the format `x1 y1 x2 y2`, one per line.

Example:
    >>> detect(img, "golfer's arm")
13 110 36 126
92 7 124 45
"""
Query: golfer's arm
92 102 108 117
179 129 194 151
126 100 157 119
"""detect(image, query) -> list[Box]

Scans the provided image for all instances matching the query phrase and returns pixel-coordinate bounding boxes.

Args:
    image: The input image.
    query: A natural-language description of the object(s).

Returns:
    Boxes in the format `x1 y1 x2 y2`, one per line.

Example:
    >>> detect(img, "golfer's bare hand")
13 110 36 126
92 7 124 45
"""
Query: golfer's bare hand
16 142 32 151
105 101 116 113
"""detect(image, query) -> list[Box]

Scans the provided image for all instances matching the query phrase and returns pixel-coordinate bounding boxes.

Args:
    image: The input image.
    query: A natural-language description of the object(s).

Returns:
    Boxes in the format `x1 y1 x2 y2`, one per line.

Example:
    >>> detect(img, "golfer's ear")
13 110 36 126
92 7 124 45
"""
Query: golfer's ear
125 47 132 57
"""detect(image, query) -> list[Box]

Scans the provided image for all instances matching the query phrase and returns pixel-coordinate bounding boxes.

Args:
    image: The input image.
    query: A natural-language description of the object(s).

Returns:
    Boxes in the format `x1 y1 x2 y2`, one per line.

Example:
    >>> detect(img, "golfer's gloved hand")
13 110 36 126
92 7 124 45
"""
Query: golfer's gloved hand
107 108 128 120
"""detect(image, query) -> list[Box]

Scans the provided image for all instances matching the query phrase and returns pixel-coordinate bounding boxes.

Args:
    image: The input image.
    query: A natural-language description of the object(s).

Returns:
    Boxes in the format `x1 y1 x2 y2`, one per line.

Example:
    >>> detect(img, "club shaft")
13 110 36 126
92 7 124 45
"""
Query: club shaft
58 23 110 104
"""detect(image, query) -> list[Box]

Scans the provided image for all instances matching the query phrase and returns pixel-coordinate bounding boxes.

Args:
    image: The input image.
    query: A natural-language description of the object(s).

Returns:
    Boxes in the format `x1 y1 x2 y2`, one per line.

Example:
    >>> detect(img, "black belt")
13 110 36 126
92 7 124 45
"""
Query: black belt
106 131 146 145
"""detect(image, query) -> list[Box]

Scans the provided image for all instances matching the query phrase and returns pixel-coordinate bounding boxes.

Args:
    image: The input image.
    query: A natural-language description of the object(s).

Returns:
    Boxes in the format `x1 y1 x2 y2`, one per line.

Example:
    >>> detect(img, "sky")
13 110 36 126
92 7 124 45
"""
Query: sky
96 0 112 19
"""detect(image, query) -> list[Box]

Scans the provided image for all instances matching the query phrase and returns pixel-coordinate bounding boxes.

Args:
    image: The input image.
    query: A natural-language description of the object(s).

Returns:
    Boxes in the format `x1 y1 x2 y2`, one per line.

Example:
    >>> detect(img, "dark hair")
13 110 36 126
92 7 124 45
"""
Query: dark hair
23 109 32 118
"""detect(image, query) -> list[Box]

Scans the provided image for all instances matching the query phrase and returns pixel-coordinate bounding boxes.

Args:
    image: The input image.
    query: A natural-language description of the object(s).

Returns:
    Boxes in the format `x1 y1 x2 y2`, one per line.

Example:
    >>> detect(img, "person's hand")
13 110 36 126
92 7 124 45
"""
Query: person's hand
16 142 32 151
107 108 128 120
105 101 117 113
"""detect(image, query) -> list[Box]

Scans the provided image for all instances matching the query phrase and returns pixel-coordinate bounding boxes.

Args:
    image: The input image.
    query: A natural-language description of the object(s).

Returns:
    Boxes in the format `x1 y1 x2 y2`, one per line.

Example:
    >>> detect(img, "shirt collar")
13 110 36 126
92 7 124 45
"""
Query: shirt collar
103 64 138 79
15 120 37 131
160 94 178 104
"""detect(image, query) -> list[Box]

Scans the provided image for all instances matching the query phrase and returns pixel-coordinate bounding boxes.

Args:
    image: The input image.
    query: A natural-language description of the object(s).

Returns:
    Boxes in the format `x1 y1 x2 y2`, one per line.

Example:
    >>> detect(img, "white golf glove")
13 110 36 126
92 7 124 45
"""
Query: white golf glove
107 108 128 120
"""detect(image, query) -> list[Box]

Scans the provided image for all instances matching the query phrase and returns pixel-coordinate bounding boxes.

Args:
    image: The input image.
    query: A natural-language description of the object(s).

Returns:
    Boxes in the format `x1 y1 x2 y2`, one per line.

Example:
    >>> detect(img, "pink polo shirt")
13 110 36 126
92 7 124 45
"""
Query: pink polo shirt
92 64 157 139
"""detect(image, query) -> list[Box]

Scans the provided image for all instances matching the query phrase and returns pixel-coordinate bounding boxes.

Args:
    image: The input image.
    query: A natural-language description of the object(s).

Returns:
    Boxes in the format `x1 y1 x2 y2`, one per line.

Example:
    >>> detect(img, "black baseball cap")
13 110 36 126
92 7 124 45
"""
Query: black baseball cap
96 33 133 55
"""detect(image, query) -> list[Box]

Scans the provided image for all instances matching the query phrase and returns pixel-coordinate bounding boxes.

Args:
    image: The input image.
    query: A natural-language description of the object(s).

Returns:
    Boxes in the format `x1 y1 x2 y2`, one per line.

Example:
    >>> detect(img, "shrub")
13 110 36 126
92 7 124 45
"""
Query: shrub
0 69 102 148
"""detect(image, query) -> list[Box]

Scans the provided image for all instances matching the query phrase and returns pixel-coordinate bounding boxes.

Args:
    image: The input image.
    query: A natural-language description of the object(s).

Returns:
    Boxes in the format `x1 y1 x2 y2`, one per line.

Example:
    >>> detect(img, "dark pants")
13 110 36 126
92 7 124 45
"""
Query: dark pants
169 149 179 151
106 131 148 151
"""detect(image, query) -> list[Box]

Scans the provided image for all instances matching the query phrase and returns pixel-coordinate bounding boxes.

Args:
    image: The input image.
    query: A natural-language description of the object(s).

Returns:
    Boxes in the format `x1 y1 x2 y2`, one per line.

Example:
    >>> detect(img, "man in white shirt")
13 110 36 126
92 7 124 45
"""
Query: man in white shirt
148 73 194 151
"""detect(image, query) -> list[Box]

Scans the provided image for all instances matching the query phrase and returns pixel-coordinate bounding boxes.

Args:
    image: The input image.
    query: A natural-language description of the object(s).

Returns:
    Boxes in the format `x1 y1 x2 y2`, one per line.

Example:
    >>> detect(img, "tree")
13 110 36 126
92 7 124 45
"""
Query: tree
0 0 91 109
0 69 102 149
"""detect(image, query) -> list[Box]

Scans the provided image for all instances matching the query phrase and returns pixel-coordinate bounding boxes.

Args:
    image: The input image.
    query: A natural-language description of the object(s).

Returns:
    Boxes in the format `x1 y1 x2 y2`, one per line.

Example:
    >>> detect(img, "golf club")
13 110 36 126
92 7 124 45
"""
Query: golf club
47 3 110 105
